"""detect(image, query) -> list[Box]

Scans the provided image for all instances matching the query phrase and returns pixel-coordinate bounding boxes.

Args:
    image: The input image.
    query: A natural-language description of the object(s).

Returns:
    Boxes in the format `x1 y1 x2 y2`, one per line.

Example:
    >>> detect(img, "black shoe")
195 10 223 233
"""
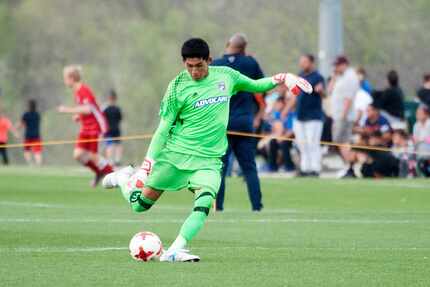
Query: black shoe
252 204 263 212
297 171 310 177
284 166 296 172
342 168 357 178
91 173 103 187
308 171 320 177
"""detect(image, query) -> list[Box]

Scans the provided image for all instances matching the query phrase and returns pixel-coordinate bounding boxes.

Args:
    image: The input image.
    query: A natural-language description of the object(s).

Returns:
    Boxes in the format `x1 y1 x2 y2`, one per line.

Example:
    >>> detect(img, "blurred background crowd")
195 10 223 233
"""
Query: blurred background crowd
252 55 430 178
216 33 430 179
1 40 429 179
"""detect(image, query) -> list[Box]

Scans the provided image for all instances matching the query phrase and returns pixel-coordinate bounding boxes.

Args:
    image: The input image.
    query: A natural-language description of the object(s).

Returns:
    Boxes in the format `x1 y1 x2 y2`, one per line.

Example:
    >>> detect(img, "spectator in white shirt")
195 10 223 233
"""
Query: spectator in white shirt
413 105 430 150
354 88 373 126
327 56 360 175
413 105 430 177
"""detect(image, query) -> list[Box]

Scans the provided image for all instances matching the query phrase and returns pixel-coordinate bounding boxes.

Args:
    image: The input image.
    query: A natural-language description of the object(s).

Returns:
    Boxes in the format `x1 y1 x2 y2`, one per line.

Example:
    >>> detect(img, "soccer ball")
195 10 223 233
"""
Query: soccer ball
129 231 163 262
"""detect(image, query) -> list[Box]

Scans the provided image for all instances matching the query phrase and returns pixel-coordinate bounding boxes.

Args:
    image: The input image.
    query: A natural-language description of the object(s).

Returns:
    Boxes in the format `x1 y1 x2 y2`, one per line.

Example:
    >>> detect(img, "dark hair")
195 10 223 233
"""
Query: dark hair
387 70 399 87
333 55 349 66
370 130 383 138
181 38 210 61
28 99 37 112
357 66 367 76
368 103 379 111
304 53 315 63
393 129 409 139
276 95 285 103
108 89 117 100
423 73 430 83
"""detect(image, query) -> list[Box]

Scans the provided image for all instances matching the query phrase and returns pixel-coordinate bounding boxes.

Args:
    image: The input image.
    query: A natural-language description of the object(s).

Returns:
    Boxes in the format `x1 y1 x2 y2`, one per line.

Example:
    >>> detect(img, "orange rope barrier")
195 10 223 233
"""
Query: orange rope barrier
0 131 429 157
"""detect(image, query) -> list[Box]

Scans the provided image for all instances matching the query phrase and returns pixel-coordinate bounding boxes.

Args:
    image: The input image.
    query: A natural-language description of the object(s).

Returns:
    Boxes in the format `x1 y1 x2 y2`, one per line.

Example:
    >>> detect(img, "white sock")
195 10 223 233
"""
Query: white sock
117 168 137 188
167 235 187 253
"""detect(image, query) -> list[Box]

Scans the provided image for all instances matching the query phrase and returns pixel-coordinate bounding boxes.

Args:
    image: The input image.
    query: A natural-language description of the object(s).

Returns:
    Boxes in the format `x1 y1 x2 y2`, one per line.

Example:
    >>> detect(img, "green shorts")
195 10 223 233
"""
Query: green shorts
145 151 223 196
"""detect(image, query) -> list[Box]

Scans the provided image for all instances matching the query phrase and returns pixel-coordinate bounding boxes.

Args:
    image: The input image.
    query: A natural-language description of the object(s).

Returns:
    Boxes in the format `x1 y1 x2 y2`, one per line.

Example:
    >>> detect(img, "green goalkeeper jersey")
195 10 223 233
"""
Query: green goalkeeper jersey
147 66 276 160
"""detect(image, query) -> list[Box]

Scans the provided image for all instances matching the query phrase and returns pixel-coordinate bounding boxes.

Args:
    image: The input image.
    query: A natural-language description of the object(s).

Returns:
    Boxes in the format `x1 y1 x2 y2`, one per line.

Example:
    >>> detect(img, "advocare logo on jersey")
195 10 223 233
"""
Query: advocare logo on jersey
194 96 228 108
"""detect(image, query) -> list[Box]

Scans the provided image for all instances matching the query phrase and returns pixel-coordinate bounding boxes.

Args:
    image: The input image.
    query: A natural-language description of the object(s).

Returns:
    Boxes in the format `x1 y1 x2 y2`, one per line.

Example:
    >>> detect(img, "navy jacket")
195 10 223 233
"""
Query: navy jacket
212 53 264 132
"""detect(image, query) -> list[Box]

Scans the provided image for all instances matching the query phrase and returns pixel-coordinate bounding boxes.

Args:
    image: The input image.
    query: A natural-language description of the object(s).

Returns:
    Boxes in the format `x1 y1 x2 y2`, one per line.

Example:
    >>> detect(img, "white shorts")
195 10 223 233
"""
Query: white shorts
332 120 354 143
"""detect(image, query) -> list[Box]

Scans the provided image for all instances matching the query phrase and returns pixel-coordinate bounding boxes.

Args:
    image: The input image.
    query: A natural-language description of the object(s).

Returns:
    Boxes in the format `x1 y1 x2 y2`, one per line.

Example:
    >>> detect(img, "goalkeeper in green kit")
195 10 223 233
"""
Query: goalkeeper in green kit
102 38 312 262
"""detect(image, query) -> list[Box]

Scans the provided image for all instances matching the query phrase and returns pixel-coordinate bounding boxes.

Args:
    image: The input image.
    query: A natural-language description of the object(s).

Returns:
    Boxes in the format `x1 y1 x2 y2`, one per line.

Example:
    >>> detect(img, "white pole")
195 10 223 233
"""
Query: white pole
318 0 344 78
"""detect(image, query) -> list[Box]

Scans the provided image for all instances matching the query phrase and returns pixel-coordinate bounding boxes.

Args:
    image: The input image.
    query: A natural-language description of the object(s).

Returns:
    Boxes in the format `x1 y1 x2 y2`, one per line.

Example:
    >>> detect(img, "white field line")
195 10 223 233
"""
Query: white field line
0 218 427 224
332 180 430 190
0 166 90 177
1 246 127 253
0 201 301 213
0 201 305 214
2 201 430 216
1 246 429 253
195 246 430 252
0 201 67 208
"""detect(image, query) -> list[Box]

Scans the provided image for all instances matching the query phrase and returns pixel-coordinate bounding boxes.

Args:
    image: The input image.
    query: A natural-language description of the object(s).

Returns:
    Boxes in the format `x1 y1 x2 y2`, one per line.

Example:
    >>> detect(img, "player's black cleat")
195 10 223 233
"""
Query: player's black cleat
91 173 104 188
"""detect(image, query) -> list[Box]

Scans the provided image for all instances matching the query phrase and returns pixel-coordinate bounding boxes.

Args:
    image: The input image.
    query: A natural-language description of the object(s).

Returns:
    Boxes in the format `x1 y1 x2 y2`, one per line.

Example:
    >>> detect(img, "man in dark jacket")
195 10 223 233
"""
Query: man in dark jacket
373 70 405 128
417 73 430 109
212 33 265 211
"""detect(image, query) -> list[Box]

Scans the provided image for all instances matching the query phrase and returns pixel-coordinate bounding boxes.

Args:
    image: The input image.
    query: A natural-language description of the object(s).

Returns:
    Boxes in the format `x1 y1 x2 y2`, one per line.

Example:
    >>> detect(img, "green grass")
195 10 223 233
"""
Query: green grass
0 167 429 287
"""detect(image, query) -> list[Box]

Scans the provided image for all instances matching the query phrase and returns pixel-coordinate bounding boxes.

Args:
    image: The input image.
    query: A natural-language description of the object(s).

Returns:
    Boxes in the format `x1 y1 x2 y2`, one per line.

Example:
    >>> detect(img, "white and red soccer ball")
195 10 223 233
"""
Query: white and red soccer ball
129 231 163 262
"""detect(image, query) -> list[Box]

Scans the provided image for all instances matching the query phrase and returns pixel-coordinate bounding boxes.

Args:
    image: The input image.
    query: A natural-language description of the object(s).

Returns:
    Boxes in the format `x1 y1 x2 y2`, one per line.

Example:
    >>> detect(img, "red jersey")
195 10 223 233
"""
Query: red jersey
0 116 12 143
74 84 107 135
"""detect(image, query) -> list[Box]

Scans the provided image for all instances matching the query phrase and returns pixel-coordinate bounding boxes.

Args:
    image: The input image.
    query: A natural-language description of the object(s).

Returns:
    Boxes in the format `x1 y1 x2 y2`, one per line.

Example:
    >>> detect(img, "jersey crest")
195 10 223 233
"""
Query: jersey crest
218 81 226 91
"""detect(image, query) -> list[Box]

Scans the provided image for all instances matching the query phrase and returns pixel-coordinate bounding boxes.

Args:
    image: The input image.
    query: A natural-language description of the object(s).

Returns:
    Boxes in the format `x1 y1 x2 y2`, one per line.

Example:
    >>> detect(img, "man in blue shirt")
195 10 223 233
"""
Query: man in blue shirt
353 103 392 145
18 99 43 165
283 54 325 176
212 33 265 211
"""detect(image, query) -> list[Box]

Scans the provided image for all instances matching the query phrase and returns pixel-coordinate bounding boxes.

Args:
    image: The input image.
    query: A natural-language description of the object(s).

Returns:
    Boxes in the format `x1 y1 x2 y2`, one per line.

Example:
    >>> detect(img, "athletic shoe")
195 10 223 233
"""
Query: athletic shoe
159 249 200 262
341 168 357 179
283 166 296 172
91 164 115 188
102 165 135 189
91 173 104 188
259 164 278 173
297 171 310 177
308 171 320 177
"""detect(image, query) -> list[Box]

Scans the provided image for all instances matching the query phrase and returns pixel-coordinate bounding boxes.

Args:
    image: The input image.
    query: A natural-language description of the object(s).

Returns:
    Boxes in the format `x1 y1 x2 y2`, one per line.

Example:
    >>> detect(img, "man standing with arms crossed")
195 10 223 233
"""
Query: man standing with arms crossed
212 33 265 211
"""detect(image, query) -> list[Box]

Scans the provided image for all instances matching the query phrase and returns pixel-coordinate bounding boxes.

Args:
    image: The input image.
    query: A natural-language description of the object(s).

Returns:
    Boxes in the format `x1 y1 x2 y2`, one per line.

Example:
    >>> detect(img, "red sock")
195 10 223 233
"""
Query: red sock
99 163 113 175
85 160 101 175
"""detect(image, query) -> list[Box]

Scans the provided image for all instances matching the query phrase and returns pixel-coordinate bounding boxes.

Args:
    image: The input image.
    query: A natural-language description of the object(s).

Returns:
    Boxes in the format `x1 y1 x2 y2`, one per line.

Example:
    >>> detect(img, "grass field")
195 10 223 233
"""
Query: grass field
0 167 429 287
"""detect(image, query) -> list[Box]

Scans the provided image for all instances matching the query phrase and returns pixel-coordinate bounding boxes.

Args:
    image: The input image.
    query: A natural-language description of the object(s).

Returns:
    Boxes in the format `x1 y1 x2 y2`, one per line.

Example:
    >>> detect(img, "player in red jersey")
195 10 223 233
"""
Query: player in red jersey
58 65 113 187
